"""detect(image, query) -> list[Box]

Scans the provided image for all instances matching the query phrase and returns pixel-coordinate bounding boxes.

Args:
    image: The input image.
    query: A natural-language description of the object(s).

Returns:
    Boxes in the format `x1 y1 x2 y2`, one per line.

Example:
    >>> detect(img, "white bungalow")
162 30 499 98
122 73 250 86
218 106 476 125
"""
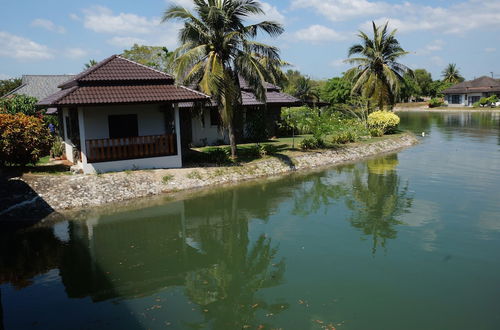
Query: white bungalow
442 76 500 107
38 55 209 174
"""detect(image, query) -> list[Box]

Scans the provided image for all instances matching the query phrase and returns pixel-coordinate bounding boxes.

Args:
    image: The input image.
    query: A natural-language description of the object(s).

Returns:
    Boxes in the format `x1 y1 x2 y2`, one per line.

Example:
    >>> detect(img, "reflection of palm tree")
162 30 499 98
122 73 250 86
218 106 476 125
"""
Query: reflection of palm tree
345 155 413 255
184 190 287 329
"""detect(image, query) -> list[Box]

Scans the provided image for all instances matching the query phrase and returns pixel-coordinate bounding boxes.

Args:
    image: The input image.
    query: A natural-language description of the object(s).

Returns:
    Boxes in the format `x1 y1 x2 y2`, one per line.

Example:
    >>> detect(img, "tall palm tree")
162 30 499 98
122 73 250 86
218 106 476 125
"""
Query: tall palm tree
293 76 320 105
162 0 284 159
345 21 411 110
441 63 464 84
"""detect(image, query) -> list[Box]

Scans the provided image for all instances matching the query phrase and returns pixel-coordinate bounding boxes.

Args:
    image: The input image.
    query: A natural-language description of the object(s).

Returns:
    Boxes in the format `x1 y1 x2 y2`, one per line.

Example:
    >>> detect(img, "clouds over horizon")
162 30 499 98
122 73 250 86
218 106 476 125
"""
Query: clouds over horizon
0 31 53 60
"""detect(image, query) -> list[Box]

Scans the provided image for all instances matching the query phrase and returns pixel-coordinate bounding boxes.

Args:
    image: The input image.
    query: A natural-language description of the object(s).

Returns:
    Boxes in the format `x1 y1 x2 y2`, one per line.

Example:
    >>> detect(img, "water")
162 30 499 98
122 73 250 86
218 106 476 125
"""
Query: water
1 111 499 330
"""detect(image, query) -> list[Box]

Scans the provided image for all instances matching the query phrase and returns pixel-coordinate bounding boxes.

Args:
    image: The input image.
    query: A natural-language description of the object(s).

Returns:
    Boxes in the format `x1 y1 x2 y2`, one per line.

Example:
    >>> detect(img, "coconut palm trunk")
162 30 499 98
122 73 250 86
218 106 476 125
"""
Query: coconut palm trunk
163 0 285 159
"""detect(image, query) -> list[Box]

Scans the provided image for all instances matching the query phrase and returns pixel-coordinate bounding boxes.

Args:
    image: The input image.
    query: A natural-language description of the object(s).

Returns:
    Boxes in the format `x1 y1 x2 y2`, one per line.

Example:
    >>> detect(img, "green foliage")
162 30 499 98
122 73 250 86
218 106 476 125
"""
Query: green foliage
328 119 369 144
0 113 53 167
258 144 278 157
413 69 433 96
299 137 324 150
399 73 421 102
429 80 453 98
0 95 39 116
472 101 481 108
50 137 64 158
162 174 174 183
367 111 400 134
346 21 411 109
332 96 375 126
442 63 464 84
281 106 313 134
321 76 352 104
84 59 98 69
164 0 285 159
121 44 173 73
0 78 22 96
428 98 444 108
478 95 499 107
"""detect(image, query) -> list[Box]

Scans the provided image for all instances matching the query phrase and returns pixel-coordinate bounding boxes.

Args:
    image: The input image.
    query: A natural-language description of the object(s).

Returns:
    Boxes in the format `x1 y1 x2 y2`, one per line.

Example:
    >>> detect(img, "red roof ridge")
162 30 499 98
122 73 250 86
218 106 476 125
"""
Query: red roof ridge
116 55 174 79
178 85 210 98
58 55 118 89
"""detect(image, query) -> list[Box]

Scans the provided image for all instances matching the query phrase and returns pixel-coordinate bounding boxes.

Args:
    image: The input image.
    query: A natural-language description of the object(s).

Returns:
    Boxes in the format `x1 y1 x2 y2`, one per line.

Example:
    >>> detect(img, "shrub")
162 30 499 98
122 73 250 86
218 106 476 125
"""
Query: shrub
472 101 481 108
50 137 64 158
258 144 278 157
299 137 324 150
0 95 39 116
428 98 444 108
199 147 232 164
367 111 400 135
0 113 53 166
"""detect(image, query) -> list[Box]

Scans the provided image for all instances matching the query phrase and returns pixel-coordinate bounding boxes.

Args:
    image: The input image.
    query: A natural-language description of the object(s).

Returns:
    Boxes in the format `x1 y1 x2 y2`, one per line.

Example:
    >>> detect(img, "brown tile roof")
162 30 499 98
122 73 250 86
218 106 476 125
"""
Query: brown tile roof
59 55 174 89
38 55 208 106
38 85 208 106
442 76 500 94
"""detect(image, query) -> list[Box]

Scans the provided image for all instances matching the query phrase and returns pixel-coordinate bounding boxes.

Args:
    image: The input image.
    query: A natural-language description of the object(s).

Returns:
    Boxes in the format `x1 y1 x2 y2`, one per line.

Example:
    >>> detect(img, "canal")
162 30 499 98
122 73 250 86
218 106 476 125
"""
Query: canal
1 111 499 329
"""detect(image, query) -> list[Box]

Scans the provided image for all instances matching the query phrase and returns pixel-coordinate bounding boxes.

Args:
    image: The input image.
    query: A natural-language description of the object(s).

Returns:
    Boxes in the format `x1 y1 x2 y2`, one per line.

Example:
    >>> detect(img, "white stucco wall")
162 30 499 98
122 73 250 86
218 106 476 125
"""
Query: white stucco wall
191 108 228 147
82 155 182 174
82 104 166 139
62 107 75 164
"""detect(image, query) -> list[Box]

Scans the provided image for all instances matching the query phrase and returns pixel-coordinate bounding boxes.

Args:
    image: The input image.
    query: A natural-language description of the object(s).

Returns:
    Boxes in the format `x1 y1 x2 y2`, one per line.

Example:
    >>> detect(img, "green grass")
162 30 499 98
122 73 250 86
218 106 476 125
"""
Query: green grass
36 155 51 165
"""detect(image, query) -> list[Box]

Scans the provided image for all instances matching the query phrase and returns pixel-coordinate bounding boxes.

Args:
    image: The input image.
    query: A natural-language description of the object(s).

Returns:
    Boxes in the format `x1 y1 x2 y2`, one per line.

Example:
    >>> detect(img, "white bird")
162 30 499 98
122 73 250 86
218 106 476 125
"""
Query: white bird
421 132 426 137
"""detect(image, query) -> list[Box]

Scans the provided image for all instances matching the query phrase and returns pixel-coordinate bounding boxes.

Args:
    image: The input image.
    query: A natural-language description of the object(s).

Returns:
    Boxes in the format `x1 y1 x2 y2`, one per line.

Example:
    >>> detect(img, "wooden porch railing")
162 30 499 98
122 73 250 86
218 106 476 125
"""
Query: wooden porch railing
85 134 177 163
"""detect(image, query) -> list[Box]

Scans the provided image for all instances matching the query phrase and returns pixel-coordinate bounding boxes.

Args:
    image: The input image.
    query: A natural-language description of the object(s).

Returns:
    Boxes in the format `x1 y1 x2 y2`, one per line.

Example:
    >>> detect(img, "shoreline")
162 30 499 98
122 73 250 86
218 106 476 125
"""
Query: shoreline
395 107 500 113
1 133 419 225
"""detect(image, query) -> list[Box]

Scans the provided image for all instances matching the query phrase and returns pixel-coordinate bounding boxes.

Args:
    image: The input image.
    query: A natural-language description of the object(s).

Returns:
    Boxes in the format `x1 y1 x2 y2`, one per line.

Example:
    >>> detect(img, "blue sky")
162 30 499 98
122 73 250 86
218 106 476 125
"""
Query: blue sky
1 0 499 81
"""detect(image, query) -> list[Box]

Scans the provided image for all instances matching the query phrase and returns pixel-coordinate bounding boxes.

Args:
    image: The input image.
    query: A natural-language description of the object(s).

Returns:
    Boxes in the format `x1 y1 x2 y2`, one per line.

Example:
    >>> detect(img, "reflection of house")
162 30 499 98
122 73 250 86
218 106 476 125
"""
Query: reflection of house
442 76 500 106
38 55 209 174
180 78 302 147
2 75 74 100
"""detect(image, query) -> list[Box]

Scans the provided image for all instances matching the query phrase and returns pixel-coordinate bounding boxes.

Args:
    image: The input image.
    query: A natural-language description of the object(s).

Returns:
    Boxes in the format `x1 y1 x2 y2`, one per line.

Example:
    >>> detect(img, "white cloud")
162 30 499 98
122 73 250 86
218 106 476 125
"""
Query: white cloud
80 6 182 50
484 47 496 53
65 48 88 59
0 31 53 60
69 13 81 21
292 0 500 35
82 6 159 34
329 58 348 68
250 1 285 23
0 73 11 80
291 0 389 22
31 18 66 34
108 36 148 47
415 40 444 55
294 25 346 43
167 0 195 10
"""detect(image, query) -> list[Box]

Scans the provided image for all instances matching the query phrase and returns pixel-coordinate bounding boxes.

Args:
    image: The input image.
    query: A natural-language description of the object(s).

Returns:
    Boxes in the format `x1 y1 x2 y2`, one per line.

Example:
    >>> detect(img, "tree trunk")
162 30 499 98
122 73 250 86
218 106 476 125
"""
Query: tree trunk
228 119 237 160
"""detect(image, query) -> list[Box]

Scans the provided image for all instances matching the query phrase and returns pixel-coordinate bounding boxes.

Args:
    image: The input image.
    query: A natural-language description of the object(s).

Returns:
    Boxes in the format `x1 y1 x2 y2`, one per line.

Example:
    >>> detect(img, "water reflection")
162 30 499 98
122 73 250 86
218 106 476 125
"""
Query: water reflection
0 188 289 329
345 154 413 255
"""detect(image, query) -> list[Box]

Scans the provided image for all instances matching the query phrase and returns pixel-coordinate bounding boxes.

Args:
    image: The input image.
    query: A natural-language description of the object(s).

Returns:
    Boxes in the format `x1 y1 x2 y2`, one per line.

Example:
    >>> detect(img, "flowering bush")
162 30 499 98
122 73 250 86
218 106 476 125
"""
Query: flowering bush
0 113 53 166
367 111 400 135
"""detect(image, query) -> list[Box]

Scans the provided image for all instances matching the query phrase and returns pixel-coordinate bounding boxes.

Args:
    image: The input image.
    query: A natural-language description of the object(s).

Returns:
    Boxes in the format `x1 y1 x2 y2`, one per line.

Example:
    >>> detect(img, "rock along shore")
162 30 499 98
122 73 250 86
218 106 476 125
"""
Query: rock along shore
2 133 419 222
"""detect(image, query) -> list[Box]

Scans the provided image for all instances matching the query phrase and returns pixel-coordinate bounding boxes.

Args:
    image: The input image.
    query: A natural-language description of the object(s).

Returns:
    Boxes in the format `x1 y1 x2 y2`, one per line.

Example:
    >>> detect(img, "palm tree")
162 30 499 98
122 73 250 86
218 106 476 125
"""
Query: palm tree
345 21 411 110
84 59 97 69
162 0 284 159
441 63 464 84
293 76 320 105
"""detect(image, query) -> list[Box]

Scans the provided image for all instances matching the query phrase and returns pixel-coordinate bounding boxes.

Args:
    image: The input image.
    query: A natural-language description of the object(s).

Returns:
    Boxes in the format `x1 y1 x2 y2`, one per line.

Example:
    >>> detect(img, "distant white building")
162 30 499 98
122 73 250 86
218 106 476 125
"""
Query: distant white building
442 76 500 107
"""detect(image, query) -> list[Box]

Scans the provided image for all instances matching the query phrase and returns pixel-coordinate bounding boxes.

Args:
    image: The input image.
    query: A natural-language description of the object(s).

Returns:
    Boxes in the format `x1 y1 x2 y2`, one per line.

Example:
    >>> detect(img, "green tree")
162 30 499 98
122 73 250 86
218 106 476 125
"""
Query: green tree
0 78 22 97
293 76 320 104
399 73 421 102
413 69 433 96
345 21 411 110
121 44 173 73
441 63 464 84
163 0 284 159
281 69 302 94
84 59 97 69
429 80 453 98
0 95 38 116
321 76 352 104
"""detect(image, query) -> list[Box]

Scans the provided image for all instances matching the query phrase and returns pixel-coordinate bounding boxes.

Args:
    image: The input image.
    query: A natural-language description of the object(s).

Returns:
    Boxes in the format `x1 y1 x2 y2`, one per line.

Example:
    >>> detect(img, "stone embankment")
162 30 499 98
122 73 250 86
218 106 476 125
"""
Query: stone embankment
2 133 419 221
